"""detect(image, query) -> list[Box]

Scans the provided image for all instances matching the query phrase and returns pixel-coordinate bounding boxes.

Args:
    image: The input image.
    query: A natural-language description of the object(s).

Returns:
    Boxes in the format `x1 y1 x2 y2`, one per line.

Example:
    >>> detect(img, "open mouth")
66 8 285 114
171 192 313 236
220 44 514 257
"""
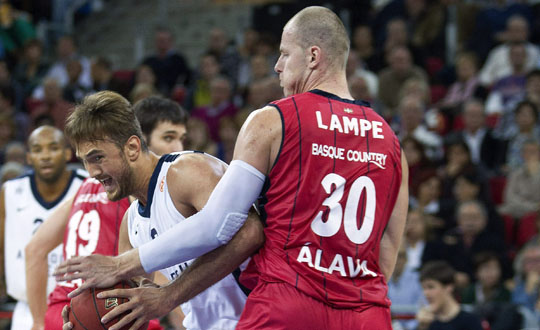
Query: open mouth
100 177 113 189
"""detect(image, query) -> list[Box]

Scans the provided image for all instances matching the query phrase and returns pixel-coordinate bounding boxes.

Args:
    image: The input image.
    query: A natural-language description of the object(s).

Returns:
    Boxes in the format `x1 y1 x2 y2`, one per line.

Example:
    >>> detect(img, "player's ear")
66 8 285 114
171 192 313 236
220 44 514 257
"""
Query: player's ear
124 135 141 161
308 45 321 69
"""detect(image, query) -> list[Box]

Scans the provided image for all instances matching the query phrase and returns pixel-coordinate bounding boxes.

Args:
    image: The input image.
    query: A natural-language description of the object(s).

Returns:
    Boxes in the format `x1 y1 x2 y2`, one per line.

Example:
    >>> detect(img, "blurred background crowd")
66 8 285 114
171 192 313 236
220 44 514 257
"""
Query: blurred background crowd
1 0 540 329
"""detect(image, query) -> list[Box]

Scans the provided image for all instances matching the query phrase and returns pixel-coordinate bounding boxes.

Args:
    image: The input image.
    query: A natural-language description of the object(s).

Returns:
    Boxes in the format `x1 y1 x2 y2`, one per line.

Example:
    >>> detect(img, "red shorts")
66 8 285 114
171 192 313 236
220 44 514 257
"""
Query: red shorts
44 301 67 330
44 301 164 330
236 280 392 330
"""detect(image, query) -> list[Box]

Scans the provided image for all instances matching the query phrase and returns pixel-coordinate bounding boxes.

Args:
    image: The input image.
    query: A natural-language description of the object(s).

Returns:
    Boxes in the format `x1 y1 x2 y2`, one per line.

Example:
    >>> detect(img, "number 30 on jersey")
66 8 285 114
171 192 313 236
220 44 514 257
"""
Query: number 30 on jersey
311 173 375 244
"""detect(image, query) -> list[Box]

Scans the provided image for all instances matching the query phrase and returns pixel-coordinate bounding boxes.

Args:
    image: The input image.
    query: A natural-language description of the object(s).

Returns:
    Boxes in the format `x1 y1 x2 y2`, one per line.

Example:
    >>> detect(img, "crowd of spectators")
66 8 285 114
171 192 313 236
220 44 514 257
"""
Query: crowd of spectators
1 0 540 329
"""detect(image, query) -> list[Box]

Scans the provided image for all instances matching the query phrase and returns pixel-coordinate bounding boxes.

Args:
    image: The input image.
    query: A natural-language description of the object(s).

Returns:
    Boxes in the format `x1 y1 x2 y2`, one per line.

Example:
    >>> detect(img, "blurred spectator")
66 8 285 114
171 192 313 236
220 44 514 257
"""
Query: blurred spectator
438 139 477 200
404 209 432 271
447 172 503 237
33 35 92 98
402 136 436 197
525 69 540 110
0 84 29 141
346 49 378 99
216 116 239 164
422 200 507 289
237 28 259 60
134 64 157 88
129 83 158 104
499 139 540 219
396 95 442 161
378 46 428 118
446 99 505 174
185 53 221 110
411 174 442 219
388 244 425 330
13 39 48 102
512 245 540 313
438 52 486 121
62 58 90 103
381 18 425 69
461 252 511 306
206 28 241 87
184 117 217 156
462 252 521 330
0 112 15 164
30 78 72 130
514 214 540 277
505 100 540 170
142 26 190 97
479 15 540 87
416 260 483 330
91 56 128 96
0 0 36 59
398 77 444 133
191 76 237 142
0 161 24 183
253 31 279 63
237 54 273 101
486 42 531 137
0 59 23 109
4 141 25 166
349 75 375 105
351 24 380 72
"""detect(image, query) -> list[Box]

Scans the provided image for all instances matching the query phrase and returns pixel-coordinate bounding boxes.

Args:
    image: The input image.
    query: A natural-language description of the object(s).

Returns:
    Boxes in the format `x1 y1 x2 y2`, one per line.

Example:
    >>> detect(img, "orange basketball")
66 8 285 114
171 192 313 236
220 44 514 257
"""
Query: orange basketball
69 280 149 330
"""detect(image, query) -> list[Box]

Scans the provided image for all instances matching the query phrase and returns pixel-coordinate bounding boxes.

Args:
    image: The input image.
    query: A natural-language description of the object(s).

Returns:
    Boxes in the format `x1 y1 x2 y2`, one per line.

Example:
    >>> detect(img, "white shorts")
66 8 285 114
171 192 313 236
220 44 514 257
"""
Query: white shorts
11 300 33 330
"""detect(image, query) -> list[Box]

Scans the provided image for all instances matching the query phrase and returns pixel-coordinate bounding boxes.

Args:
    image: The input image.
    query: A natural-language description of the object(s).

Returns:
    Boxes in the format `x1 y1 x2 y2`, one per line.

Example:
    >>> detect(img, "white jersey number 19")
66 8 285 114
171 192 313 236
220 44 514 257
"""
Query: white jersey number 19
65 209 101 259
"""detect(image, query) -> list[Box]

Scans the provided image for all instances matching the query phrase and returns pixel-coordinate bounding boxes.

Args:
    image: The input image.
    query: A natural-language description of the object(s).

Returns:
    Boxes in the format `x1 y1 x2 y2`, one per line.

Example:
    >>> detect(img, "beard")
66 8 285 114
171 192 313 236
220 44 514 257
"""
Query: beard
106 156 136 201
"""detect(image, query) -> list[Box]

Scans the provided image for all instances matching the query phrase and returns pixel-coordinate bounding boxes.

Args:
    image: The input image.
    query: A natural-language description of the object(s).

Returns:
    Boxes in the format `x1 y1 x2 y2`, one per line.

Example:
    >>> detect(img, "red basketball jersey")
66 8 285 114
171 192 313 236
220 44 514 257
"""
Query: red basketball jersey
249 90 402 309
48 178 130 305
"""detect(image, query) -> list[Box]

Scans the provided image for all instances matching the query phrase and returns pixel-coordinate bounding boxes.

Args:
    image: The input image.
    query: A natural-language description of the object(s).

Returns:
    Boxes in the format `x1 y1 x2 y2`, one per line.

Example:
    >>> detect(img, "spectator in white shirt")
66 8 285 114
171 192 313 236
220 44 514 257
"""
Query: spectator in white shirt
479 15 540 87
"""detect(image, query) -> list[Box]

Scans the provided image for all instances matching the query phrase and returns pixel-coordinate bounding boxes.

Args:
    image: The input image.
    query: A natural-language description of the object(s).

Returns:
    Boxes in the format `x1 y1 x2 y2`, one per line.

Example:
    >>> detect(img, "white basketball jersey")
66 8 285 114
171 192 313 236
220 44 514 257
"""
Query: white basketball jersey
3 169 87 302
128 152 248 330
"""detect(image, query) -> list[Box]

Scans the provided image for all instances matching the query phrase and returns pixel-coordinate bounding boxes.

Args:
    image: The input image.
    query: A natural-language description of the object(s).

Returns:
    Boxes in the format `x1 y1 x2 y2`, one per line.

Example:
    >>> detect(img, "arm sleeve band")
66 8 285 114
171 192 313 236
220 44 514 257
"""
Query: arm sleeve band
138 160 265 273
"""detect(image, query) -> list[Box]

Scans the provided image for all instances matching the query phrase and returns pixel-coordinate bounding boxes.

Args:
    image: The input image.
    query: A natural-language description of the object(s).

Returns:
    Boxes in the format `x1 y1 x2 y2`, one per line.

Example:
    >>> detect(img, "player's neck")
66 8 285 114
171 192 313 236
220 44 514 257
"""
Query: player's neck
130 152 161 205
308 70 352 100
34 169 72 202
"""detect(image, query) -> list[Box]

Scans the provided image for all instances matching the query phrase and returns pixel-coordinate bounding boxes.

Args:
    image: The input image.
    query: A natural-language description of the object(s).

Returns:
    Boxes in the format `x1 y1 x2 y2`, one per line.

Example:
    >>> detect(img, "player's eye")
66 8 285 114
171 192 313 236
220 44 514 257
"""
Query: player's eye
89 155 103 163
163 136 174 142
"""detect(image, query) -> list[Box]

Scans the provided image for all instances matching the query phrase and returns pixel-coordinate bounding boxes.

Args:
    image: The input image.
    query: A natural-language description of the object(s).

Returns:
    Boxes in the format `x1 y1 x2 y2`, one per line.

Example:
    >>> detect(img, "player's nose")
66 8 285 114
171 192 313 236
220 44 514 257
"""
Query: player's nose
87 164 103 178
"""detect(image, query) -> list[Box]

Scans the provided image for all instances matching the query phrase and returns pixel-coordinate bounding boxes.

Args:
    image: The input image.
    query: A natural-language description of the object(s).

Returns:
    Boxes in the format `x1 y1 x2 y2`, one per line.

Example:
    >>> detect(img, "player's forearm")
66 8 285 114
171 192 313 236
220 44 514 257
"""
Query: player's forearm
379 234 400 279
25 247 49 325
139 160 265 273
114 248 148 280
165 216 264 308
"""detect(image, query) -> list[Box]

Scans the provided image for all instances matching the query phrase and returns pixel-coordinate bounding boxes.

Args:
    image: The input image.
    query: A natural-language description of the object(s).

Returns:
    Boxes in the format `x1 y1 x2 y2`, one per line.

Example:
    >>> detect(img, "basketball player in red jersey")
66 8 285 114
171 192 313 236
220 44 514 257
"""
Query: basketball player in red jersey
56 6 408 330
27 96 188 330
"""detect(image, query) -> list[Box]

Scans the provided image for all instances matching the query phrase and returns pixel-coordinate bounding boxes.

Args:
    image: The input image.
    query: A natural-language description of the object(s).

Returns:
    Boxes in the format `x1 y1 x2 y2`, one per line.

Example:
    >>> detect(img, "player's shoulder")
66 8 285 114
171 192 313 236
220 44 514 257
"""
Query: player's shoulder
3 171 31 184
169 151 226 178
242 104 282 134
1 171 31 192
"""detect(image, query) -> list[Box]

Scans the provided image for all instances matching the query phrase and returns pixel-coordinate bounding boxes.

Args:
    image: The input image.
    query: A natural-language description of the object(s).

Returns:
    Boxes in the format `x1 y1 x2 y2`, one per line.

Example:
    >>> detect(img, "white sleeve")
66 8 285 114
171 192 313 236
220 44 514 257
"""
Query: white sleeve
138 160 265 273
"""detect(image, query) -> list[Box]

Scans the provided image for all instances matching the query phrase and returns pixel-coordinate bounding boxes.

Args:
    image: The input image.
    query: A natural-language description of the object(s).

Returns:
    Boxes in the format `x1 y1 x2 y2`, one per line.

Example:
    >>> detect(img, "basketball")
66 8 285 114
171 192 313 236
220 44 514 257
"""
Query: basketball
68 280 149 330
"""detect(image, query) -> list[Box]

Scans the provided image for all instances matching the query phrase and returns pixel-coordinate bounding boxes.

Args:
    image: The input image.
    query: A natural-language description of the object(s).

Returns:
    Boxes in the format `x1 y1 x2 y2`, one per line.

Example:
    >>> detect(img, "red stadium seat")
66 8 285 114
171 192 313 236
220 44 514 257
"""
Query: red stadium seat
489 175 507 206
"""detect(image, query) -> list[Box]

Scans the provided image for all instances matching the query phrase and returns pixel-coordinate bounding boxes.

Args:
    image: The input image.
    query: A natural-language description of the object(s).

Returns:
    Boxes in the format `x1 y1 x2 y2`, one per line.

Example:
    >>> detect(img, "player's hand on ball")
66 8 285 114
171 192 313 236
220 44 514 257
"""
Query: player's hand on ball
98 285 173 330
53 254 122 298
62 305 73 330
